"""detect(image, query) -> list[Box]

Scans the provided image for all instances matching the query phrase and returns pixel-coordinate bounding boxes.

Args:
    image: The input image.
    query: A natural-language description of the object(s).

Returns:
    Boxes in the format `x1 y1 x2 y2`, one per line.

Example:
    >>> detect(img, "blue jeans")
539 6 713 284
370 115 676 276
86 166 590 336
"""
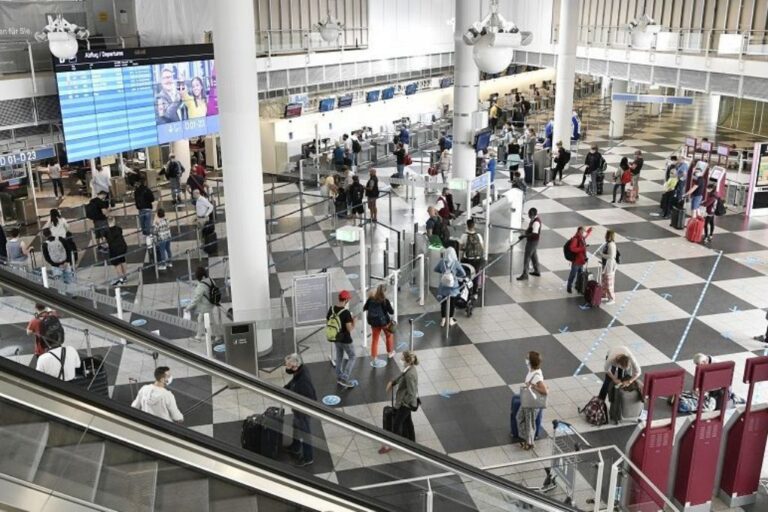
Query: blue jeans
157 239 172 264
567 263 584 292
333 342 357 382
139 209 153 236
396 164 404 178
290 413 313 462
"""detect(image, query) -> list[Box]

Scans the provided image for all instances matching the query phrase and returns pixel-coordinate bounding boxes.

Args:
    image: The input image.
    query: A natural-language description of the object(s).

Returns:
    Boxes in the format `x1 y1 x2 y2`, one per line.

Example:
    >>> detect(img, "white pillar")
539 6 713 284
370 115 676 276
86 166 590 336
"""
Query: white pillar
452 0 480 180
553 0 578 147
204 135 219 170
601 76 611 98
213 0 272 354
171 139 192 184
609 79 628 139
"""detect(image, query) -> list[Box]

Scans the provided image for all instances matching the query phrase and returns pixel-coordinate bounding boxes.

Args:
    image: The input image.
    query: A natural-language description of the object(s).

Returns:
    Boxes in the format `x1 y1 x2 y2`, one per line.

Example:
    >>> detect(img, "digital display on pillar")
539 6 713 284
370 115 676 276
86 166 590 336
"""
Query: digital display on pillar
53 44 219 162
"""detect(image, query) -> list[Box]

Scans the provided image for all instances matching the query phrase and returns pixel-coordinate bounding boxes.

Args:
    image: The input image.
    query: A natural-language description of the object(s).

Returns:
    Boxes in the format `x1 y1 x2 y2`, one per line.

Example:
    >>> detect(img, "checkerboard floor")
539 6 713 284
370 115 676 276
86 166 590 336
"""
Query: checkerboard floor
2 93 768 510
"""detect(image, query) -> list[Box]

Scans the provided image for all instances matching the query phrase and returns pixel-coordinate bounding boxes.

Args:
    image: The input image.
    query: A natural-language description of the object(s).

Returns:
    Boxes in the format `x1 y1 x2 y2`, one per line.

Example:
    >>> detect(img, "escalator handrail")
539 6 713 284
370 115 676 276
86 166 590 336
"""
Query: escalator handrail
0 267 579 512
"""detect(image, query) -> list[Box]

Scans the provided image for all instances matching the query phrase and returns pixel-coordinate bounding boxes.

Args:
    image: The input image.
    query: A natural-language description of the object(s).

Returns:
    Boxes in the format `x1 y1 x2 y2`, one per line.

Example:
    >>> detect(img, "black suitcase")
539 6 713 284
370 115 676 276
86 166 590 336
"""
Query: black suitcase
73 355 109 397
671 208 686 230
523 163 533 184
202 219 218 255
383 405 395 433
241 407 284 459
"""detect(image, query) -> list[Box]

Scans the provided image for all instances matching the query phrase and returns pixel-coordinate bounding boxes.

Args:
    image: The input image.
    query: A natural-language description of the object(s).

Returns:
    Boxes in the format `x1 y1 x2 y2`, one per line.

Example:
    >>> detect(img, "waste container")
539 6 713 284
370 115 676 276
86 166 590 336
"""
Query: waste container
14 197 36 225
224 322 258 375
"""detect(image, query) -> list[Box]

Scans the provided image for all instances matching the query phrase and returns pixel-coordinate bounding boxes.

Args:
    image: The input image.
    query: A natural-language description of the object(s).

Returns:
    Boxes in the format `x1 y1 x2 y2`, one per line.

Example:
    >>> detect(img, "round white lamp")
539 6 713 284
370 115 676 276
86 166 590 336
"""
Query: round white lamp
47 31 79 60
473 36 514 74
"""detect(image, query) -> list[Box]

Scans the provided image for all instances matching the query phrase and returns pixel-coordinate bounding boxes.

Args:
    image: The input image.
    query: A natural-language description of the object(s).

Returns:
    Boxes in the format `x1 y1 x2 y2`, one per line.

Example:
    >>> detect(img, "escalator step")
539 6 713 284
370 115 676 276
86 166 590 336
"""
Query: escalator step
95 461 159 512
34 442 105 503
0 422 49 482
156 479 210 512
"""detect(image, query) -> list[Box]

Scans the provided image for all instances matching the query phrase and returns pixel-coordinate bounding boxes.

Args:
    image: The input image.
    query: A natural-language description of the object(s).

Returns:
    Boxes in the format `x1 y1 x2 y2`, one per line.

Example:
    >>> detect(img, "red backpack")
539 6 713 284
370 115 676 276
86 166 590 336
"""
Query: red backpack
621 170 632 185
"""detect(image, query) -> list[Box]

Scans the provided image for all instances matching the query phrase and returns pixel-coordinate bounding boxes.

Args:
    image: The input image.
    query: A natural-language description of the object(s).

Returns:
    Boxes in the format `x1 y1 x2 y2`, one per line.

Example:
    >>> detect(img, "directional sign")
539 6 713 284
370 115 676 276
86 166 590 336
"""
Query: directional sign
0 145 56 167
612 94 694 105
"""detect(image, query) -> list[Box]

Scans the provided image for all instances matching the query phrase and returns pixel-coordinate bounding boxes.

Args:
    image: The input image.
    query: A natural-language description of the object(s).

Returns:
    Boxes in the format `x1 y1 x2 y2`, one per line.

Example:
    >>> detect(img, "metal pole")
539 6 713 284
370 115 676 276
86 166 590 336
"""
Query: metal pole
359 228 368 348
41 266 49 288
84 328 93 358
203 312 213 358
388 190 392 224
367 246 372 288
392 270 399 319
444 297 450 337
187 250 193 282
299 170 308 274
482 196 490 308
151 244 159 280
26 162 40 228
90 284 97 309
509 243 514 283
418 254 425 306
384 238 390 274
396 231 402 269
115 287 124 321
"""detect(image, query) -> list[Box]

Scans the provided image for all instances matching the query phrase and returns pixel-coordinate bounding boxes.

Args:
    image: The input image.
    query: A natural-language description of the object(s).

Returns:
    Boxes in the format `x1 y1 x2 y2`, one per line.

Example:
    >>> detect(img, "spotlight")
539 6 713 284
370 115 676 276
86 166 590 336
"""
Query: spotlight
462 0 532 74
35 14 89 61
315 12 343 43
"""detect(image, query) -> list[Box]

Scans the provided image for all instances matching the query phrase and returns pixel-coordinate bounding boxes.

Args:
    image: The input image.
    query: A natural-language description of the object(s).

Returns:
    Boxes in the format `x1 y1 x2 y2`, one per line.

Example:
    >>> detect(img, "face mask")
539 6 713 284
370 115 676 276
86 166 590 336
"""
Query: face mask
525 359 530 369
165 376 173 386
286 367 297 374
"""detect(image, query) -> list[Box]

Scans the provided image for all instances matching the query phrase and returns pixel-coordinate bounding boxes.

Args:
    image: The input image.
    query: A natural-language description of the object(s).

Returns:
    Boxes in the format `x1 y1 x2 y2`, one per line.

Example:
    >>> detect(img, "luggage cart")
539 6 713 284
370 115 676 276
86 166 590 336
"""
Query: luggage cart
524 420 591 507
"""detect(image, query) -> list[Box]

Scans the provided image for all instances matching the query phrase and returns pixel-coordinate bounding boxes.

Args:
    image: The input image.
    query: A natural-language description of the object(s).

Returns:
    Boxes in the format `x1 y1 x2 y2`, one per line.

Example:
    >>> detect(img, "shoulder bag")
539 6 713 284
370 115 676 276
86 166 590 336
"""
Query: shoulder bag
519 371 547 409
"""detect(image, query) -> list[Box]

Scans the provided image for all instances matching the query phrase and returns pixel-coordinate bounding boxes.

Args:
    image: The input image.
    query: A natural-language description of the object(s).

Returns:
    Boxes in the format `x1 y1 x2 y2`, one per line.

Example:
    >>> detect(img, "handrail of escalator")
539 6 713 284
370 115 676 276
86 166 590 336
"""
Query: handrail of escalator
0 267 579 512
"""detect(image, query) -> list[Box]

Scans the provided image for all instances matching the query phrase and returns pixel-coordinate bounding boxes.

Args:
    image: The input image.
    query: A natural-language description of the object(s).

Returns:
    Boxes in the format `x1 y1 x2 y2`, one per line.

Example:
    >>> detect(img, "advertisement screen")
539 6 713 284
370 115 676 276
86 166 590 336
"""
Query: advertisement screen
54 44 218 162
338 94 353 108
405 83 418 96
757 143 768 187
284 103 303 118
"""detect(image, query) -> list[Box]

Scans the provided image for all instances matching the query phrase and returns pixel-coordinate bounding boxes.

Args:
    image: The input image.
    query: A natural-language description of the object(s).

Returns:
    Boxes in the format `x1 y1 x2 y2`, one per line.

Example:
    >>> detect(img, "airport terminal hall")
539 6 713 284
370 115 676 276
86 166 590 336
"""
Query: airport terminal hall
3 0 768 511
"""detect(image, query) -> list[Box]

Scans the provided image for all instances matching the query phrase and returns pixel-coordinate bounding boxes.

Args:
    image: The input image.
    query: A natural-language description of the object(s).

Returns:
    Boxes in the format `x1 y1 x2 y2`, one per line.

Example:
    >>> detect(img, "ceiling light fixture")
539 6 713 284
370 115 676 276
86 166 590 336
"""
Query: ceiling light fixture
34 14 89 61
462 0 532 74
315 10 343 43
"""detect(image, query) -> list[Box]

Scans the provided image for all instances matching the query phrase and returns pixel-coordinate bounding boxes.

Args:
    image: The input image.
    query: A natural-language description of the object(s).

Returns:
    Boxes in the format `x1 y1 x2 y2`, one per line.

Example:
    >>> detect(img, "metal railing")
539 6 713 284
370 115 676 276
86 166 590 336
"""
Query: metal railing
257 27 369 57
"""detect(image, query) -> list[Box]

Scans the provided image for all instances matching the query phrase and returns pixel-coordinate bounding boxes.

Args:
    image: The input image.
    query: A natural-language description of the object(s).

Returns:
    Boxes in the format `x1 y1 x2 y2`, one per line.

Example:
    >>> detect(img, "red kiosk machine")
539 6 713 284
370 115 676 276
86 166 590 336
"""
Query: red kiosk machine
627 369 686 510
672 361 735 512
718 355 768 507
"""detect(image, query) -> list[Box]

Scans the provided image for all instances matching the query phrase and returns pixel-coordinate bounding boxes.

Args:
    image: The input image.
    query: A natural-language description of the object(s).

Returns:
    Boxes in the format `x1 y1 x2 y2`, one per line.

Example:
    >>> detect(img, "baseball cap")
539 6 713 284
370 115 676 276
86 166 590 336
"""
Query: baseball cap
339 290 352 301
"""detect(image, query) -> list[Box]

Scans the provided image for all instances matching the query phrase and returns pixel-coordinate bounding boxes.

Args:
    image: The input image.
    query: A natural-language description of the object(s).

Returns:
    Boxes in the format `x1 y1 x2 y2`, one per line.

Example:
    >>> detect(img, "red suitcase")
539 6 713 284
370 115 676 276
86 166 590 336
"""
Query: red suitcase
686 217 704 243
584 264 603 308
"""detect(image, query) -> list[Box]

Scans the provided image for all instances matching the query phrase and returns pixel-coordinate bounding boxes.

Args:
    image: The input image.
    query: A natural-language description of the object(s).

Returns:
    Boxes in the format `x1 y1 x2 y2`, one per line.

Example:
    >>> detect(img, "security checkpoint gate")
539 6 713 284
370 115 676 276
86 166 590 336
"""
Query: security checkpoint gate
718 355 768 507
627 368 686 510
672 361 735 512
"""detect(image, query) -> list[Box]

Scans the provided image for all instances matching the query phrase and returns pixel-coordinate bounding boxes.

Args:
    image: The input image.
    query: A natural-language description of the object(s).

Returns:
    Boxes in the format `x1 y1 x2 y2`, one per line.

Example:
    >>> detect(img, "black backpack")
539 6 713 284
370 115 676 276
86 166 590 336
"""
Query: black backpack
350 184 365 205
561 150 571 164
204 279 222 306
366 300 389 327
438 218 451 245
352 139 362 153
40 314 64 349
715 197 726 216
166 160 181 179
563 238 577 262
107 227 127 255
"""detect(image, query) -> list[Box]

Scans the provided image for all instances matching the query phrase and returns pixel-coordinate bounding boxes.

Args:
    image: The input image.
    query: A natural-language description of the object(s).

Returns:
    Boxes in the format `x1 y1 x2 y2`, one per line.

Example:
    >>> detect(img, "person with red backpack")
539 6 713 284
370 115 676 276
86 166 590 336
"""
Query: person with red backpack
26 304 57 357
565 226 593 294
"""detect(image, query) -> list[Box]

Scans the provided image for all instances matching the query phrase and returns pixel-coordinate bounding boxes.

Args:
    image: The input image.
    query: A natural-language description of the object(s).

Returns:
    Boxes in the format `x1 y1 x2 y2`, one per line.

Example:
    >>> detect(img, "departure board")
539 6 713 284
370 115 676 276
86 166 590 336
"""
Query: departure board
54 44 219 162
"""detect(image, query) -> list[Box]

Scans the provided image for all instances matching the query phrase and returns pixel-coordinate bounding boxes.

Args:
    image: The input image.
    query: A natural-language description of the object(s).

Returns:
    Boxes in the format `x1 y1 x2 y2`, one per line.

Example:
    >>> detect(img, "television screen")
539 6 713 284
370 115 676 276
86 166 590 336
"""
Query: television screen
382 87 395 100
338 94 353 108
53 44 219 162
474 130 492 152
366 90 380 103
319 98 335 112
439 77 453 88
284 103 302 118
405 83 418 96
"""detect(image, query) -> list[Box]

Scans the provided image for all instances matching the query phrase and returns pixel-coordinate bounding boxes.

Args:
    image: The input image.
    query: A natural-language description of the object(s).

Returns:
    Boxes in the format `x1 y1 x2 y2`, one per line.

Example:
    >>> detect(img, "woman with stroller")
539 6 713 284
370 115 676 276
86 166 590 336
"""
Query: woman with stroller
434 247 466 327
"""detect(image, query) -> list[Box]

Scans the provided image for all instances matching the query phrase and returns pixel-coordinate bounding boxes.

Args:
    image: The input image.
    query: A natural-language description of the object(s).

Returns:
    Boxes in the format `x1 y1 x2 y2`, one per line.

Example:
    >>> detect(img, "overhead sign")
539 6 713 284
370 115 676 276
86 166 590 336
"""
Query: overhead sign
612 94 694 105
0 145 56 167
470 172 491 193
293 273 331 326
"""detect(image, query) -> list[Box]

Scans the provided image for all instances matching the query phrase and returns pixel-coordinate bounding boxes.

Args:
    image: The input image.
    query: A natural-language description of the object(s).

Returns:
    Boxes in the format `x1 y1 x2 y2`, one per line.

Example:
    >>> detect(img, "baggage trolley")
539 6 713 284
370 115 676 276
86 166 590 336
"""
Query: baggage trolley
524 420 591 507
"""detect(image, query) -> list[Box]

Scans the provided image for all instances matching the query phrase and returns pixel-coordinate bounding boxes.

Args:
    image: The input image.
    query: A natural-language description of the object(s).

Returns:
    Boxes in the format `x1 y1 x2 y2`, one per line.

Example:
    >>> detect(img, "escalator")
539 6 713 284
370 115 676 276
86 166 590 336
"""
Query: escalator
0 268 578 512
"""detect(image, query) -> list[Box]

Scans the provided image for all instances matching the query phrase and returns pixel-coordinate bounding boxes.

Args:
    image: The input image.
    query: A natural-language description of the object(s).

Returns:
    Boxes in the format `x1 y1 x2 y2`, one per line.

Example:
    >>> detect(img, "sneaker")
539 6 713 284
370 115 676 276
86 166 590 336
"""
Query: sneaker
378 446 392 455
337 379 355 388
370 360 380 368
566 288 572 294
111 278 123 286
449 318 457 326
577 185 584 189
294 459 314 467
440 318 446 327
516 275 528 281
388 351 396 359
605 300 616 305
754 335 767 343
167 262 173 268
530 272 541 277
158 265 167 271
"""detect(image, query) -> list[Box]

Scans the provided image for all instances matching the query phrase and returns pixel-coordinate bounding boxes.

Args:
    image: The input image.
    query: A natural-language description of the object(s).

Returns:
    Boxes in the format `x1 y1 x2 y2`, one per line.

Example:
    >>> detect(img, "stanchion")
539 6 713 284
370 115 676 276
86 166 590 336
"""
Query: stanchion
150 244 159 280
388 191 393 224
418 254 425 306
115 287 124 321
186 251 193 282
392 270 399 318
203 312 213 358
367 246 372 288
90 284 98 309
383 238 390 274
409 318 415 351
41 266 49 288
444 297 450 338
84 328 93 357
396 231 402 269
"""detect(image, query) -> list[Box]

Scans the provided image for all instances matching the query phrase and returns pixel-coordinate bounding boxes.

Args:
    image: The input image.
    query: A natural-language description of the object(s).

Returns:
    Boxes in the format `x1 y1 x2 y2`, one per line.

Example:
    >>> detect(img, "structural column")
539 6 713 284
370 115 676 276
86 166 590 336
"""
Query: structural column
609 79 628 139
204 135 219 169
213 0 272 353
553 0 578 147
452 0 480 180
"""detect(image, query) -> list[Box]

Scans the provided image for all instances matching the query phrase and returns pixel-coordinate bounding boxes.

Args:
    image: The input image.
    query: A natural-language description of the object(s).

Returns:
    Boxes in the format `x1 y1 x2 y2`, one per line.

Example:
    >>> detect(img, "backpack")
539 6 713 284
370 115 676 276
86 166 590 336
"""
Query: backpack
85 199 101 220
620 170 633 184
561 150 571 164
166 160 181 179
440 262 457 288
204 279 222 306
404 154 413 166
350 184 364 205
580 396 608 426
715 197 726 216
40 314 64 349
352 139 361 153
442 136 453 150
563 238 577 262
464 233 483 260
366 300 389 327
599 157 608 173
46 237 67 264
325 308 343 342
437 218 451 245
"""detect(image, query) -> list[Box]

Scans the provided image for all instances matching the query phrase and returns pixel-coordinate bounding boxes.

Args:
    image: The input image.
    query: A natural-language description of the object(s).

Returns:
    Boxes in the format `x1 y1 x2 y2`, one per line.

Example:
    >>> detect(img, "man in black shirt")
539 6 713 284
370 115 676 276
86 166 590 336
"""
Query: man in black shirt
579 145 603 190
283 353 318 467
86 191 110 252
552 141 569 183
365 168 379 223
327 290 357 388
348 175 366 224
134 177 155 240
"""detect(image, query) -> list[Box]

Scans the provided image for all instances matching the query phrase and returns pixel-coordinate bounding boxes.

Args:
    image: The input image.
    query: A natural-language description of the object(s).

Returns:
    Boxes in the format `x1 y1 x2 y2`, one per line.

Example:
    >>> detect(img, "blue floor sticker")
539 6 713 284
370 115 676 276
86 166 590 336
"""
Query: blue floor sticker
371 358 387 368
213 344 226 353
412 330 424 338
559 326 570 333
396 342 408 351
322 395 341 406
131 319 148 327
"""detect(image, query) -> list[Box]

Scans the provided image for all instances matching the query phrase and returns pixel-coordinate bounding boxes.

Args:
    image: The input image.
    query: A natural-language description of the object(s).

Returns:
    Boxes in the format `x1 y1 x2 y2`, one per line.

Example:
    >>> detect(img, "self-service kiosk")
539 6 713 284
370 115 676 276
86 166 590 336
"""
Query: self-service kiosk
746 142 768 217
707 166 727 201
626 369 686 510
684 137 697 158
718 355 768 507
671 361 735 512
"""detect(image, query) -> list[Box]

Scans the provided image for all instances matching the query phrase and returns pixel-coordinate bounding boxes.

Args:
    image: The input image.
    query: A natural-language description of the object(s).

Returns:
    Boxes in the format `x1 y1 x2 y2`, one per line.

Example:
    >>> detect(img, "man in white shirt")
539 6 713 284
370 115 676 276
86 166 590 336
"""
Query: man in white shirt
91 164 111 198
131 366 184 423
192 189 214 228
48 161 64 199
36 343 81 381
459 218 485 265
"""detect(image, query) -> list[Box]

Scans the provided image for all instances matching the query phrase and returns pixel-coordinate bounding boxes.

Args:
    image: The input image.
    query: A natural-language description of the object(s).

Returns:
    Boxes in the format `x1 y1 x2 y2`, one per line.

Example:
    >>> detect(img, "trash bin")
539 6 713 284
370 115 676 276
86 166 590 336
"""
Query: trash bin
224 322 258 374
427 244 443 289
14 197 36 225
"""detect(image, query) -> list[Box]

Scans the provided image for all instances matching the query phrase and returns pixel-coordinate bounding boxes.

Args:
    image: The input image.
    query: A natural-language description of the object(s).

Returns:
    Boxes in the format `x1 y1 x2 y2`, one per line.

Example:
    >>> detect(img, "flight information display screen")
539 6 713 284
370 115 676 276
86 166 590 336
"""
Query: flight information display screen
53 44 218 162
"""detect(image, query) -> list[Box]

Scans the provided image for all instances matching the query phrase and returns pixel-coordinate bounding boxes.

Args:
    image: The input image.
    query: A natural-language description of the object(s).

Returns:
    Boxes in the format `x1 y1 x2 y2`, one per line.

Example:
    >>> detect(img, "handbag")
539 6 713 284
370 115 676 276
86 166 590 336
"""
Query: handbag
519 371 547 409
385 320 397 334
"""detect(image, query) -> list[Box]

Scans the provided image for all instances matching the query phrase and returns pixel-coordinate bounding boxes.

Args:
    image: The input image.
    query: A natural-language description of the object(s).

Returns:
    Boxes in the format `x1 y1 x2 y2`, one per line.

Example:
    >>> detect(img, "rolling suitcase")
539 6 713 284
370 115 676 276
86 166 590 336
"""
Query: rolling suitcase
383 389 396 433
241 407 284 459
390 172 401 189
671 207 686 229
584 264 603 308
609 384 643 424
595 171 604 195
686 217 704 243
575 269 592 295
72 355 109 397
510 393 543 440
202 219 218 255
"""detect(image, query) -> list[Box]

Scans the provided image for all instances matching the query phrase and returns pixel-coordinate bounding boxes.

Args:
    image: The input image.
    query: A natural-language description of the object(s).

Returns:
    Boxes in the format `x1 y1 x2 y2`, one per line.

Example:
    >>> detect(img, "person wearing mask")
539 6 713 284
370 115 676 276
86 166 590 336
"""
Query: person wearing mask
327 290 358 388
184 266 220 342
565 226 593 294
516 208 542 281
26 303 57 358
683 167 707 218
393 142 406 179
163 154 184 205
283 353 317 467
48 160 64 200
601 230 617 305
153 208 173 271
42 228 73 284
665 155 679 181
487 149 498 192
630 150 644 193
106 219 128 286
552 141 568 184
43 208 69 241
365 168 379 224
134 177 155 243
91 164 111 200
5 228 31 268
438 147 452 183
517 351 548 451
612 157 631 204
700 183 720 243
489 101 500 131
86 191 111 253
524 128 537 166
580 145 603 191
379 350 420 454
434 247 466 327
599 347 641 401
131 366 184 423
363 284 396 363
193 188 214 228
36 336 81 382
347 175 366 224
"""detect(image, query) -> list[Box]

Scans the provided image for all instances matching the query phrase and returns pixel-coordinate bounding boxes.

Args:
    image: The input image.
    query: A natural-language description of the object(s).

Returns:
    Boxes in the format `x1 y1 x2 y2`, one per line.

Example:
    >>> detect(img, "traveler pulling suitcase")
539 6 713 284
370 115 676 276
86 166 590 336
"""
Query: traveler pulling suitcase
241 406 284 459
686 216 704 243
510 393 543 440
584 264 603 308
670 207 686 230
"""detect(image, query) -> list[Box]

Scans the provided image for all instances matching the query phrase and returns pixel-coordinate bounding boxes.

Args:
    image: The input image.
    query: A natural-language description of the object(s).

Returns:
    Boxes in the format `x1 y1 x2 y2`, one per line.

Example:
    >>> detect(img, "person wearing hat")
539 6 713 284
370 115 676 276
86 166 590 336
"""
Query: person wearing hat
326 290 358 388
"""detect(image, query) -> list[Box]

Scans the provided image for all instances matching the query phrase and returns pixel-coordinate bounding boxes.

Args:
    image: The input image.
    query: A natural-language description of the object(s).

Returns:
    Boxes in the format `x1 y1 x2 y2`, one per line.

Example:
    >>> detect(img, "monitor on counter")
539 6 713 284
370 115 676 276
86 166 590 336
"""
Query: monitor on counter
319 98 335 112
405 83 418 96
439 77 453 88
474 129 492 152
366 90 380 103
284 103 303 118
382 87 395 100
53 44 218 162
338 94 353 108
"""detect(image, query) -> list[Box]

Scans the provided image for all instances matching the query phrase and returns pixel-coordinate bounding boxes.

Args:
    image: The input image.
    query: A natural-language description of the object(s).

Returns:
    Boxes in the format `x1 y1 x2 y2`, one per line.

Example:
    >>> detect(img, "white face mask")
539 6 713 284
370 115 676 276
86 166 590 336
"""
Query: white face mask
165 375 173 386
525 359 531 369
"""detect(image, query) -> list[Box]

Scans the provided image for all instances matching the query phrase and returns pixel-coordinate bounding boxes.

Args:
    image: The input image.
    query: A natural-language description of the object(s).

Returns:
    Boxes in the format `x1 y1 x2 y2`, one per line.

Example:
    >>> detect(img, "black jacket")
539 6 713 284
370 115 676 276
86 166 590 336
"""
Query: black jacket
584 151 603 172
284 366 317 411
134 185 155 210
